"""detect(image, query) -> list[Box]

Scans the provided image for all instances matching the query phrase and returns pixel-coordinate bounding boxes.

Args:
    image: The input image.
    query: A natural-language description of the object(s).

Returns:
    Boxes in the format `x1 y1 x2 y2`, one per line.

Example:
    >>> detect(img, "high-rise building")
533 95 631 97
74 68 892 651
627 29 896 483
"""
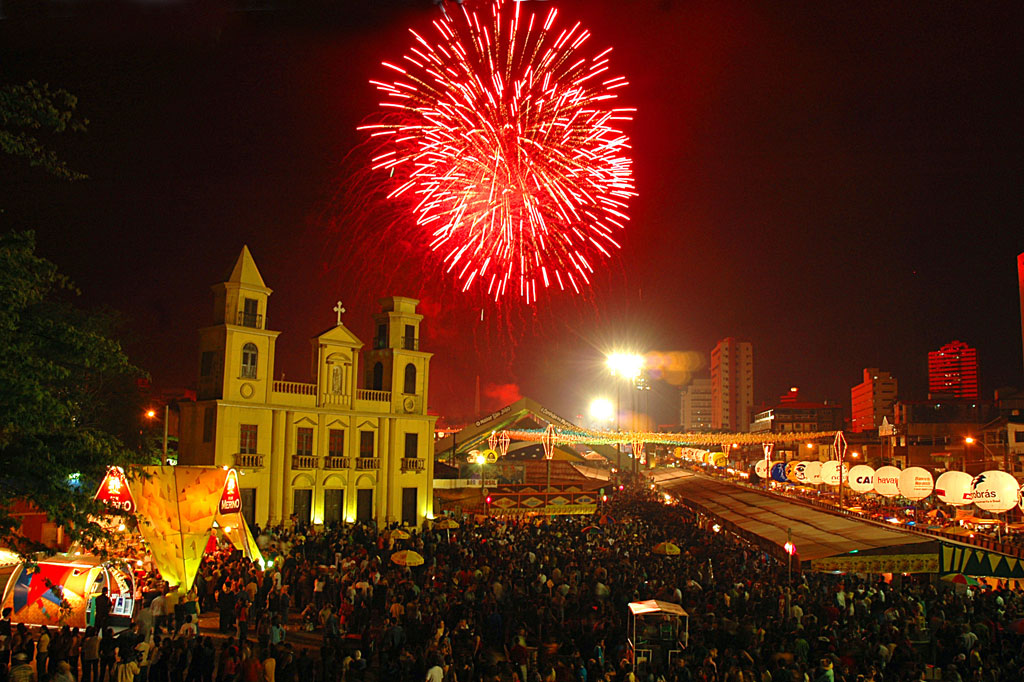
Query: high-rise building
928 340 979 399
711 338 754 432
680 378 712 432
850 368 898 433
1018 252 1024 375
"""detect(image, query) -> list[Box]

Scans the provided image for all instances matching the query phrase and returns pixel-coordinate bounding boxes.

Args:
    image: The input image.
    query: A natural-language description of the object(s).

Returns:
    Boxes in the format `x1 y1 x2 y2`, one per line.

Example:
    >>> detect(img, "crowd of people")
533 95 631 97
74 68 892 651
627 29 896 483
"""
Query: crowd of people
3 477 1024 682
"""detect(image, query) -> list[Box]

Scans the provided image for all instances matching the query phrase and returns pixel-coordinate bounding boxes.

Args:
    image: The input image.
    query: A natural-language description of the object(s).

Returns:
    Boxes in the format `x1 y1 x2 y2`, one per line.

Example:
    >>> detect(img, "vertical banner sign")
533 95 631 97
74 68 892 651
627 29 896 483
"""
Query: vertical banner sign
95 466 136 514
762 443 774 490
498 432 510 458
834 431 848 507
833 431 847 467
219 469 242 515
632 438 646 466
542 424 557 460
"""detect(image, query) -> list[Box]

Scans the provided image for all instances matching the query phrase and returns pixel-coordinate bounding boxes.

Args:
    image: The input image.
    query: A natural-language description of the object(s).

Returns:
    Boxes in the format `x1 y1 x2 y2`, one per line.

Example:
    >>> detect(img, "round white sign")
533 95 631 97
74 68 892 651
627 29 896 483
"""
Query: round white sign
898 467 934 501
754 460 768 478
803 461 822 485
873 466 902 497
847 465 876 493
935 471 974 506
970 470 1020 513
820 461 848 486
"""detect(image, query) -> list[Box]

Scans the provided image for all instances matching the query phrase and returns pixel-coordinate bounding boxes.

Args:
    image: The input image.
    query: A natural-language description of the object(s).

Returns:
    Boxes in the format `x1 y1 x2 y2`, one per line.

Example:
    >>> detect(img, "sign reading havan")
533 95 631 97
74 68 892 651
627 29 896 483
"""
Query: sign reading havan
95 466 136 513
219 469 242 515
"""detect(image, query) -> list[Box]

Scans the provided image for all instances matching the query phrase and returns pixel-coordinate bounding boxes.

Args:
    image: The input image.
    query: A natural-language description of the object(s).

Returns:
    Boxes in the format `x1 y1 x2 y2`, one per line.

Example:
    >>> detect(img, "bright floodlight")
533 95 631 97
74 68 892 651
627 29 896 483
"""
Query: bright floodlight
475 453 487 465
589 397 614 422
964 436 975 444
606 352 644 380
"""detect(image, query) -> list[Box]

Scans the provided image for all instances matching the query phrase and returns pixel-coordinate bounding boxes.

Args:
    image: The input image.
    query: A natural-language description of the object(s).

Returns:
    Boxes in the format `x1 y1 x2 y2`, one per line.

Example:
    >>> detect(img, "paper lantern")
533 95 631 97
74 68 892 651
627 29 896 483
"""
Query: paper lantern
753 460 768 478
970 470 1020 513
820 461 848 486
874 466 901 497
935 471 974 506
770 462 788 482
847 465 876 493
898 467 934 501
803 461 822 485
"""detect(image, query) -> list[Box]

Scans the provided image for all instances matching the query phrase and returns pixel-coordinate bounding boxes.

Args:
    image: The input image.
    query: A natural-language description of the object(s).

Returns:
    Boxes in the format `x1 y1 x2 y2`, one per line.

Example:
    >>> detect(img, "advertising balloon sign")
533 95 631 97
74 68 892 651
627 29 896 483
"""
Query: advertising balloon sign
847 465 875 493
771 462 788 483
785 461 801 483
873 466 901 497
935 471 973 506
793 461 810 483
754 460 768 479
820 461 848 486
897 467 934 501
970 471 1020 513
803 461 822 485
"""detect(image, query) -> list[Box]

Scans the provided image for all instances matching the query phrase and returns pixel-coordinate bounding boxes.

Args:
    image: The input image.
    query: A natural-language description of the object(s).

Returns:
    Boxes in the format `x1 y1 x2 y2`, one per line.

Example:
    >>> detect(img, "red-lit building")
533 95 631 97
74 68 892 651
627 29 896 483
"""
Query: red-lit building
710 338 753 432
928 340 978 399
850 368 898 433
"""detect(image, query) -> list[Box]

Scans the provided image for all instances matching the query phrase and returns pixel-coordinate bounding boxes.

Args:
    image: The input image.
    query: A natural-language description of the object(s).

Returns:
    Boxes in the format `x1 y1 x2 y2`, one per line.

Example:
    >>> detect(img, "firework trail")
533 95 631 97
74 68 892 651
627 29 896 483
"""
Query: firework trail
362 0 635 305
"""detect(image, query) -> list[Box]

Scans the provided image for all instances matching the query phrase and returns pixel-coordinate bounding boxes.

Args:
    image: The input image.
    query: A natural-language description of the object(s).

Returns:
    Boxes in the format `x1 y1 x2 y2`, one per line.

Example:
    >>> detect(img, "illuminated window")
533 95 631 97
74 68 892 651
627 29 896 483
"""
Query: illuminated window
404 363 417 394
360 431 375 458
239 424 258 454
241 343 258 379
296 427 313 456
329 429 345 457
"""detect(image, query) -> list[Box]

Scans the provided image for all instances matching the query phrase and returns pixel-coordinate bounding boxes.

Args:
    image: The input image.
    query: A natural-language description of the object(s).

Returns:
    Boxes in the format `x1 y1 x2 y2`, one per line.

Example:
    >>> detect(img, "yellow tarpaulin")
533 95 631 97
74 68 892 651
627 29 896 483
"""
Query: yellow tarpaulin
214 513 263 563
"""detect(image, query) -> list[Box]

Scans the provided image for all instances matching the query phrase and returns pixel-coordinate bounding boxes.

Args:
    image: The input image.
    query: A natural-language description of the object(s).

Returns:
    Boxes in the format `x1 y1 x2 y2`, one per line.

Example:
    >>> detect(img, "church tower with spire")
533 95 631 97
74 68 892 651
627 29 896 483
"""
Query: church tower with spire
179 247 436 529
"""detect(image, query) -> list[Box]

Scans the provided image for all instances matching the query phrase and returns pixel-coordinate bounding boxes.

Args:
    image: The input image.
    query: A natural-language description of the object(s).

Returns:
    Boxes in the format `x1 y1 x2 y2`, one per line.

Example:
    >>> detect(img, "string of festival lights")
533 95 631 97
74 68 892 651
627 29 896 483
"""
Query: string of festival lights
499 427 843 448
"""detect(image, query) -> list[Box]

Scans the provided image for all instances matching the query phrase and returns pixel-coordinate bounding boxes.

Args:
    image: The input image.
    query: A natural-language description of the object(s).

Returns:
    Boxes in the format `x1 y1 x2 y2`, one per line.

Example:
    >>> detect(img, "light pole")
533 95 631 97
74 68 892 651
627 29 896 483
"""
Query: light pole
606 352 644 476
475 453 486 487
784 530 795 620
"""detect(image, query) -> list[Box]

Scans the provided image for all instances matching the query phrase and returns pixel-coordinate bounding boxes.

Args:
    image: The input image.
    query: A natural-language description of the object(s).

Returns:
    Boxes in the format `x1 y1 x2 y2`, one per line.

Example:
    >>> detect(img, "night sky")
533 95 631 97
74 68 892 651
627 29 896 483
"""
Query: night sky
3 0 1023 426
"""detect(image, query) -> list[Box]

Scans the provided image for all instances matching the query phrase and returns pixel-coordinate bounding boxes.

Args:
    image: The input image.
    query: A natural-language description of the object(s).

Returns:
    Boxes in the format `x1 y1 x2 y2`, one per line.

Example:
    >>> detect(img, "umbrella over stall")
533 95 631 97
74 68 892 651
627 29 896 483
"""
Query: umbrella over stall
391 550 425 567
653 542 681 556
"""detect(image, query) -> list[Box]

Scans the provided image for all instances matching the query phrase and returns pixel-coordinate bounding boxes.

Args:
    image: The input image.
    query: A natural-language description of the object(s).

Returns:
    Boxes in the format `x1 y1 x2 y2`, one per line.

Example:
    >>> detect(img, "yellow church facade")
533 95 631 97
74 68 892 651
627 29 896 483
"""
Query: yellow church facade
178 246 437 529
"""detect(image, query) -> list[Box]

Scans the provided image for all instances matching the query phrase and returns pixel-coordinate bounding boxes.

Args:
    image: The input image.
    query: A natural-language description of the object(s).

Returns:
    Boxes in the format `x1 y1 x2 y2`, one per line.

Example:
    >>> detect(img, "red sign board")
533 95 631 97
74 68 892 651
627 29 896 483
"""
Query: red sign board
219 469 242 515
95 466 136 513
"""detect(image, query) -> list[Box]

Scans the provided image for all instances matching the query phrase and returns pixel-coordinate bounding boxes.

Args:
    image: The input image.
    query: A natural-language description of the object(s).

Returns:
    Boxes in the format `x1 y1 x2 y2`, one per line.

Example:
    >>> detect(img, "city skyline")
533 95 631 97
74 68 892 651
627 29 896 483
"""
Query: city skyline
2 1 1023 424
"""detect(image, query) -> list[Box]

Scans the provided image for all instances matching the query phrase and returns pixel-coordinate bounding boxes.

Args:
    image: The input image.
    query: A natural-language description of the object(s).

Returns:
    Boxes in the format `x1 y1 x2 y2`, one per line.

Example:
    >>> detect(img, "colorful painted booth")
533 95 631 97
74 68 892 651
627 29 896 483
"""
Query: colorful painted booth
1 555 135 629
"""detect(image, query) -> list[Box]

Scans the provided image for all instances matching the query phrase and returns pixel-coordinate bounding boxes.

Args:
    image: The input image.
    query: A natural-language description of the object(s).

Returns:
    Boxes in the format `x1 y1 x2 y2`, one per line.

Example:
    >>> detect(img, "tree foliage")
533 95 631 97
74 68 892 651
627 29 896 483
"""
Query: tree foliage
0 81 88 180
0 231 149 552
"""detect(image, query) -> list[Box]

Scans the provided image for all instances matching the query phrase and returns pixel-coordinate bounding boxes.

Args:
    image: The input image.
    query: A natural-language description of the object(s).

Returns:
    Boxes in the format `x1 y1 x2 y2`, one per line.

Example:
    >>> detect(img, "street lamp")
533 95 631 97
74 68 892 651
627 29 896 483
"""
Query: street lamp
474 452 486 488
144 406 169 457
784 530 796 619
606 352 645 473
964 436 975 473
589 397 614 424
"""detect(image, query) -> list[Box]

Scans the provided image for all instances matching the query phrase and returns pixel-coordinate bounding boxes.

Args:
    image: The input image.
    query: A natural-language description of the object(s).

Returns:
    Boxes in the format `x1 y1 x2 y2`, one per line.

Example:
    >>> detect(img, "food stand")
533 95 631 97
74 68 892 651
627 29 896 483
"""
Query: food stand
1 555 136 629
627 600 688 674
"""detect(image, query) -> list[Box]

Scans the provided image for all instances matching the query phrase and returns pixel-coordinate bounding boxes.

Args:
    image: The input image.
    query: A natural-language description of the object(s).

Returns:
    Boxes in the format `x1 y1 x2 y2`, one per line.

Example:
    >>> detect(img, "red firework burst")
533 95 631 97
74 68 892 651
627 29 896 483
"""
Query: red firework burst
361 0 635 304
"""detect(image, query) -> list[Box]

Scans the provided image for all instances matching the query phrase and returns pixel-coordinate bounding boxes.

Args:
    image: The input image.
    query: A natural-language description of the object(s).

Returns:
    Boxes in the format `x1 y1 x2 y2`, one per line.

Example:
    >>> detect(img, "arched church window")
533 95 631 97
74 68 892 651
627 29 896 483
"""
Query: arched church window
404 363 417 395
241 343 258 379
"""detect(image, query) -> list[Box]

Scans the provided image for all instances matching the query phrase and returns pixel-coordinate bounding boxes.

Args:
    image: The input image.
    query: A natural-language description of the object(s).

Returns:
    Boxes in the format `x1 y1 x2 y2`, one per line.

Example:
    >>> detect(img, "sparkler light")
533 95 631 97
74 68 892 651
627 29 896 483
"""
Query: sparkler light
362 0 635 304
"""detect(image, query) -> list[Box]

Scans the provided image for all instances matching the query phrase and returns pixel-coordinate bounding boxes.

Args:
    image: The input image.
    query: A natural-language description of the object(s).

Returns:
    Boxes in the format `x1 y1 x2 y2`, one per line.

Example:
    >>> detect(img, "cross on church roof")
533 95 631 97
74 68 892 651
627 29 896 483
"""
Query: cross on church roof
334 300 346 326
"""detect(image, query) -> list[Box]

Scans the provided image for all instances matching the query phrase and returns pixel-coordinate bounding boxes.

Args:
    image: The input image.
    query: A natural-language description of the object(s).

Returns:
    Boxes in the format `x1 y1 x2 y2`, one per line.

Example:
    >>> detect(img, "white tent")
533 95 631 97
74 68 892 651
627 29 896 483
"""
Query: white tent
627 600 688 673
